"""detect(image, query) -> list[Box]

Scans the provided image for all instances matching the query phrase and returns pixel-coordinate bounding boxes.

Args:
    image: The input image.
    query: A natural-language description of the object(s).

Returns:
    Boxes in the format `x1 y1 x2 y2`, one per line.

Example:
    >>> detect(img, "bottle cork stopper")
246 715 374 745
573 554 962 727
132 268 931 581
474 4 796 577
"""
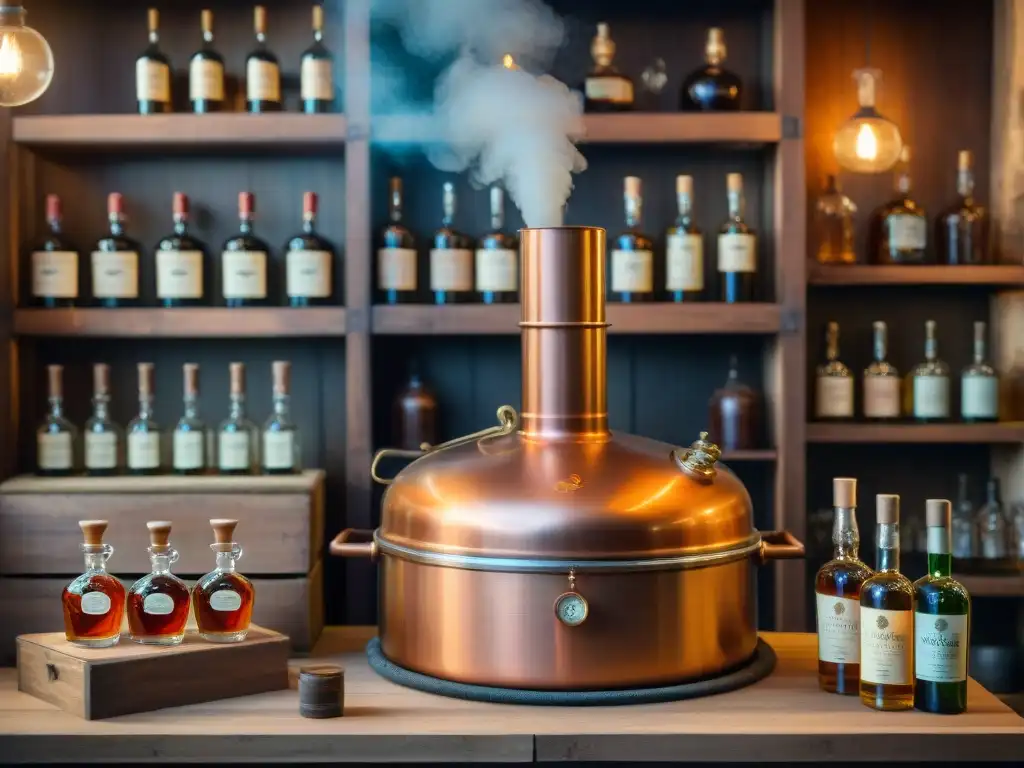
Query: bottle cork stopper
147 520 172 551
173 192 189 216
79 520 108 546
148 8 159 33
926 499 951 528
93 363 110 397
925 319 936 336
211 518 238 549
46 194 61 221
726 173 743 193
272 360 291 395
47 364 63 399
390 176 402 194
183 363 199 397
597 22 610 38
254 5 266 34
958 150 972 171
876 494 900 524
201 9 213 33
624 176 641 198
137 362 155 397
312 4 324 31
303 191 318 216
676 175 693 197
708 27 724 43
107 192 124 215
833 477 856 509
229 362 246 396
239 192 255 216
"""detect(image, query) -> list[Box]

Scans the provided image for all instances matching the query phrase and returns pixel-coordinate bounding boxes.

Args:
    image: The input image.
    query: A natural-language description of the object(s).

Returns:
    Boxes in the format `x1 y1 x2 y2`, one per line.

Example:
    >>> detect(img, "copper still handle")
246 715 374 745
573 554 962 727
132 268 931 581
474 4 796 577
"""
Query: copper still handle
329 528 378 560
758 530 805 563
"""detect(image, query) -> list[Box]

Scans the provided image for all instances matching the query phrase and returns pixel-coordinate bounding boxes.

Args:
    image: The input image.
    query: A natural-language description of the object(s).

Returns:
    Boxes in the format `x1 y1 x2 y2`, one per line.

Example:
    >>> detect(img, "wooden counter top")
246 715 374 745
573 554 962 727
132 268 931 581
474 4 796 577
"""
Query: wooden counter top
0 629 1020 763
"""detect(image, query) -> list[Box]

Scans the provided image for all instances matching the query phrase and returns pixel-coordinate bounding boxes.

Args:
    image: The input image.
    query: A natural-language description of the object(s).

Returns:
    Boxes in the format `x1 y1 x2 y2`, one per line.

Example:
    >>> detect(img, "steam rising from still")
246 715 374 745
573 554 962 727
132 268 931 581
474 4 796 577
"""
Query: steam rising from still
375 0 587 227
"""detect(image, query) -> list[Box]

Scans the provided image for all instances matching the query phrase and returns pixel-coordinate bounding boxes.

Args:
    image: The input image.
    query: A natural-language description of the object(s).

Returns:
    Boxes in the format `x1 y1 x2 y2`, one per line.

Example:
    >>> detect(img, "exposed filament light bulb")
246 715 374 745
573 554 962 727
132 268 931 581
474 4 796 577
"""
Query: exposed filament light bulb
855 122 879 161
0 2 54 106
0 31 22 77
832 68 903 174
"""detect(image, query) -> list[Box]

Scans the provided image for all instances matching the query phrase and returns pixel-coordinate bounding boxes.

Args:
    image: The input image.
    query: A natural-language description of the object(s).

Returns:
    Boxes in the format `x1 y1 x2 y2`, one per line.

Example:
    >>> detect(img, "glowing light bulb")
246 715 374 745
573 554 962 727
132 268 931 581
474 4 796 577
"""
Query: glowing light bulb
854 122 878 161
0 4 54 107
832 68 902 174
0 31 22 77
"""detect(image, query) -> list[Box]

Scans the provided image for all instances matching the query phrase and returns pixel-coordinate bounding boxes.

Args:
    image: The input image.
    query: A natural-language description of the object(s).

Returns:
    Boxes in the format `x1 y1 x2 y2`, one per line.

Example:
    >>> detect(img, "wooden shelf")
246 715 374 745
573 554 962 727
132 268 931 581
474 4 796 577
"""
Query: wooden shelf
372 303 782 335
953 573 1024 597
806 422 1024 444
13 308 347 338
12 114 347 152
721 449 778 461
808 263 1024 286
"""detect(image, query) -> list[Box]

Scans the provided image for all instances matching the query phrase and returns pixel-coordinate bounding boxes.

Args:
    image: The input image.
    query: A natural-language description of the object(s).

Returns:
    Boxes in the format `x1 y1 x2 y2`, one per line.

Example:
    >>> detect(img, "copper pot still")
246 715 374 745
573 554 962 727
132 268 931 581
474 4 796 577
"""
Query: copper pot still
333 226 803 690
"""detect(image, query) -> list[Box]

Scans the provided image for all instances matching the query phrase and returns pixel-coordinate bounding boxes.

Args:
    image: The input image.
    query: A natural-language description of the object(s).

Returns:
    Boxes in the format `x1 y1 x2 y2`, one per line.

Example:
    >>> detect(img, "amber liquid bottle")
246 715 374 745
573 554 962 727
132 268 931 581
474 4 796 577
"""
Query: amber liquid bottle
126 521 191 645
393 367 438 450
936 150 988 265
869 146 928 264
707 355 760 450
193 519 255 642
609 176 654 303
62 520 126 648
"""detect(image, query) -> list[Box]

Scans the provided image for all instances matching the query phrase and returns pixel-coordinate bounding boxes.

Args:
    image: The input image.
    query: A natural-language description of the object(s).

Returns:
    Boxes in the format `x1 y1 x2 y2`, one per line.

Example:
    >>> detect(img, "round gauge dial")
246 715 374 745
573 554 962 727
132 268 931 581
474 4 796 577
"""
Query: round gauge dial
554 591 588 627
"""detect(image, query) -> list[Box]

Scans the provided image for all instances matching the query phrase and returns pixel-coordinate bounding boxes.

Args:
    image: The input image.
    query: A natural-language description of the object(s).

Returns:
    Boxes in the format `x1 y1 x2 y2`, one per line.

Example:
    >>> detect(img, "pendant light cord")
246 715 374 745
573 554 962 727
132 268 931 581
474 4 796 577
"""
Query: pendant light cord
863 0 872 65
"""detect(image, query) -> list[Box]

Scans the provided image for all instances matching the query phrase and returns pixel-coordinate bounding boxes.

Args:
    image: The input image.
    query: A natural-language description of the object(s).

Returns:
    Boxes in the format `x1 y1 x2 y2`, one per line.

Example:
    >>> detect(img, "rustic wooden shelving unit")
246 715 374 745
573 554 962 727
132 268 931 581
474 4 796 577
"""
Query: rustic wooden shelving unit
806 423 1024 444
808 263 1024 286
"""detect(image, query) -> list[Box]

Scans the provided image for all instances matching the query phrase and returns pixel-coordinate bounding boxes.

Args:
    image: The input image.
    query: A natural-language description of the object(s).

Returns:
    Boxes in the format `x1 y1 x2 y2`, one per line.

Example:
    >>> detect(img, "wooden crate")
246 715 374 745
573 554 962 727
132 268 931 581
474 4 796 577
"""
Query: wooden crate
16 625 289 719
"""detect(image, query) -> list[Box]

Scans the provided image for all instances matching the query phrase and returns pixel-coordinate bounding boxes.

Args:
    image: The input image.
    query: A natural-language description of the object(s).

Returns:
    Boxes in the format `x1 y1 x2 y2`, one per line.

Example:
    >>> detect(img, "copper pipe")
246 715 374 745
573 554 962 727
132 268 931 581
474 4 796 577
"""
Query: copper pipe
519 226 608 439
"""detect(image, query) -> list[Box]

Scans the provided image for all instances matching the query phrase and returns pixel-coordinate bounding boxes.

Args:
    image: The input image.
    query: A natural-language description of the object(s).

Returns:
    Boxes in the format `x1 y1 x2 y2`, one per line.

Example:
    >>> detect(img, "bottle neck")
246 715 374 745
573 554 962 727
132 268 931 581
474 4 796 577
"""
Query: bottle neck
303 213 316 234
389 191 403 224
676 192 693 224
203 30 214 44
49 395 64 418
239 213 253 235
48 216 62 236
183 393 199 419
924 335 937 362
727 190 744 220
625 195 641 229
137 393 153 420
926 526 952 578
272 392 290 418
313 29 323 43
957 169 975 201
91 394 110 419
896 170 912 196
230 393 247 419
84 552 106 571
876 522 900 572
150 552 172 574
109 213 124 237
826 332 839 362
832 507 860 559
873 328 887 362
215 551 237 572
974 337 986 365
256 31 266 46
149 30 159 46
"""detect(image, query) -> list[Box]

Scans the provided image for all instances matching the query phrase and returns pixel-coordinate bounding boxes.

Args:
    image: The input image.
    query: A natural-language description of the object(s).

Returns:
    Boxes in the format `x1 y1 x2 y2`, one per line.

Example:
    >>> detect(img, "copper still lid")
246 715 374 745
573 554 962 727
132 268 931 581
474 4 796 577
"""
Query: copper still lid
376 226 754 566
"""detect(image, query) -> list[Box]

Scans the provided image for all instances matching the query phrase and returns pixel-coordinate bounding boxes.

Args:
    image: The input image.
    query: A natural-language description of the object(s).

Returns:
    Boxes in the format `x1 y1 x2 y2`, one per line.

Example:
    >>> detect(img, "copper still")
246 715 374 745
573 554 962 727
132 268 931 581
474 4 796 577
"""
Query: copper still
332 226 803 690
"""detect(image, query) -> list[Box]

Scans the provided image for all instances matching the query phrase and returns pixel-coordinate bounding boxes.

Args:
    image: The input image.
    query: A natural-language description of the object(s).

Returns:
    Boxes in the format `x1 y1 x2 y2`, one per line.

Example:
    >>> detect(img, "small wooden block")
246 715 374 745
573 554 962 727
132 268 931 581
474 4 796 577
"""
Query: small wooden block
16 625 289 720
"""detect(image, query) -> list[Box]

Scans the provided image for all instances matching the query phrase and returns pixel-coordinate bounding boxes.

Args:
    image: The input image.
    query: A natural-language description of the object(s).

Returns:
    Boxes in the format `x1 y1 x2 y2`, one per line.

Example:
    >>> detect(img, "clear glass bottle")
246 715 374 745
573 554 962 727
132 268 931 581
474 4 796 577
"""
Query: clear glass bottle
218 362 257 475
718 173 757 303
245 5 281 113
84 363 120 477
952 473 976 560
913 499 971 714
37 364 76 477
666 174 704 302
189 9 225 113
430 182 473 305
937 150 988 265
173 363 206 475
961 320 999 422
475 185 519 305
127 362 161 475
136 8 171 115
377 177 418 305
126 521 191 646
301 3 334 114
815 478 874 695
869 146 928 264
814 174 857 264
583 23 634 112
609 176 655 303
911 320 950 422
815 321 854 420
263 360 300 474
679 28 742 111
62 520 126 648
863 321 901 421
859 494 915 711
976 477 1008 560
192 519 255 643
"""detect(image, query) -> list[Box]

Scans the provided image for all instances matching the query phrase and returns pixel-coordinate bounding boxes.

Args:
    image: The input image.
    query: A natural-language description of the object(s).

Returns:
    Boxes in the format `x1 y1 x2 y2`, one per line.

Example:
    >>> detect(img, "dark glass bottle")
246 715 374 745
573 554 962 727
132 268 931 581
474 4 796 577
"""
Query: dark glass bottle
189 9 225 114
869 146 928 264
286 192 335 307
301 4 334 114
609 176 654 303
136 8 171 114
708 355 760 450
29 194 79 308
680 28 742 111
377 177 418 305
92 193 142 308
937 150 988 265
583 23 634 112
717 173 757 303
221 192 269 308
155 193 208 308
475 186 518 304
666 175 704 302
393 368 438 451
430 182 473 304
246 5 282 113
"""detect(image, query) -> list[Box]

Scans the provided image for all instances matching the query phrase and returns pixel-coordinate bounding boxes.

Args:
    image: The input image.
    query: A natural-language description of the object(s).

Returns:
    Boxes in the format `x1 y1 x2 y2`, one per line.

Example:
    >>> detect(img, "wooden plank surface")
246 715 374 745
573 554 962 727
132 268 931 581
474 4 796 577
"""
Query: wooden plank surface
806 422 1024 444
808 263 1024 286
954 572 1024 597
0 470 323 495
0 632 1018 763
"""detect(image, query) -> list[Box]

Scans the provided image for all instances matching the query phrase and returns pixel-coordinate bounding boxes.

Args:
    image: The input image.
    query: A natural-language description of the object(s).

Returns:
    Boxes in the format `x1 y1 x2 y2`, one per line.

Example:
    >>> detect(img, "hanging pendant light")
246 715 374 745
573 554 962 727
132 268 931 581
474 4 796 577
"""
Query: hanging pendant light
0 1 54 107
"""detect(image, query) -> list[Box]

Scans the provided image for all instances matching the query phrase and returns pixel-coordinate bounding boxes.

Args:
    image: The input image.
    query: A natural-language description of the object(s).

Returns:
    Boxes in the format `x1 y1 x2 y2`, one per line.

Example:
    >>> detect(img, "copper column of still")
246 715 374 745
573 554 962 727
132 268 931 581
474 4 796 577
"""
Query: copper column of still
333 226 803 691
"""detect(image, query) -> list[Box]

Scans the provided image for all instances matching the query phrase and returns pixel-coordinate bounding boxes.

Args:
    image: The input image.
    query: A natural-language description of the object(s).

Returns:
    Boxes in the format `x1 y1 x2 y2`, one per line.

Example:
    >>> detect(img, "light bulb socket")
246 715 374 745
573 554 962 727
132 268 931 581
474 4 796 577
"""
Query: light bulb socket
0 4 25 21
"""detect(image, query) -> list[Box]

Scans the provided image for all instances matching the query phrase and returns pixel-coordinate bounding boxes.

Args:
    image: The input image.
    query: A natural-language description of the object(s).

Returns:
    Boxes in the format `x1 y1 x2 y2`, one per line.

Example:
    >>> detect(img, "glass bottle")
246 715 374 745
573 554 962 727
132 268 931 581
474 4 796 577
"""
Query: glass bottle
218 362 257 475
911 320 950 422
666 174 704 302
393 365 438 450
126 521 191 646
301 3 334 114
92 192 142 308
84 363 120 477
222 192 270 308
815 478 874 695
869 146 928 264
863 321 901 421
609 176 655 303
679 28 742 112
62 520 126 648
193 518 255 643
952 474 976 560
976 477 1008 560
708 355 760 450
961 321 998 422
263 360 300 474
173 363 207 475
859 494 915 711
914 499 971 714
937 150 988 265
583 23 634 113
430 182 473 304
814 174 857 264
37 364 76 477
136 8 171 115
29 193 79 308
127 362 161 476
475 185 519 304
378 177 418 304
245 5 281 113
718 173 757 303
155 192 208 308
189 9 225 113
815 321 854 420
285 192 335 307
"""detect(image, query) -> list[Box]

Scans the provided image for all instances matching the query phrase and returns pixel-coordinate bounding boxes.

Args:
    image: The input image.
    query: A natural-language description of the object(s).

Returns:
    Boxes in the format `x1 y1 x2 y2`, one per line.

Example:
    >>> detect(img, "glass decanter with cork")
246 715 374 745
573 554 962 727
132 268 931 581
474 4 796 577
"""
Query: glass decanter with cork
62 520 126 647
192 519 255 642
126 521 191 645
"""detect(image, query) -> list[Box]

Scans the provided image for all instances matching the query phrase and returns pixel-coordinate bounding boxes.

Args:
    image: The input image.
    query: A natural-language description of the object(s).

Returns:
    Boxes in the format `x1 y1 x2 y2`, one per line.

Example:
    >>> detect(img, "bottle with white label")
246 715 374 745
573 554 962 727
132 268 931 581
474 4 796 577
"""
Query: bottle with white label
870 145 929 264
582 23 634 112
911 320 950 422
127 363 162 475
609 176 654 303
863 321 901 421
262 360 300 474
84 363 121 477
136 8 171 114
476 185 519 304
174 363 207 475
193 518 255 643
859 494 915 711
286 191 335 306
378 177 418 304
62 520 126 648
92 192 141 308
913 499 970 714
937 150 988 265
301 4 334 113
126 521 191 646
430 181 473 304
189 9 225 114
246 5 281 113
666 175 704 302
156 192 208 307
217 362 257 475
815 321 854 420
29 194 79 308
37 364 77 477
718 173 757 302
961 321 998 422
222 192 270 307
815 478 874 695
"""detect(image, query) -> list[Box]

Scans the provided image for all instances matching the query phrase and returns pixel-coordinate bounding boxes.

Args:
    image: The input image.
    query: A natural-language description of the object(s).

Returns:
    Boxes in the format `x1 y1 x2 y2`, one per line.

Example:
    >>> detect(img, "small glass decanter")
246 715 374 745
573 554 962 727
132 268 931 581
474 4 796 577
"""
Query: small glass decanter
126 521 191 645
62 520 126 648
262 360 300 474
814 175 857 264
193 519 255 643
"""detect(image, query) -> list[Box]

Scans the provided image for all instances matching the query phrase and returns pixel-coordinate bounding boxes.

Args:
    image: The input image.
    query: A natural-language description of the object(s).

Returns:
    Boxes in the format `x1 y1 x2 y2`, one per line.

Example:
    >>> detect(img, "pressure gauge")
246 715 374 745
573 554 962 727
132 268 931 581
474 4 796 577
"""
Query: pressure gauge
554 591 589 627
